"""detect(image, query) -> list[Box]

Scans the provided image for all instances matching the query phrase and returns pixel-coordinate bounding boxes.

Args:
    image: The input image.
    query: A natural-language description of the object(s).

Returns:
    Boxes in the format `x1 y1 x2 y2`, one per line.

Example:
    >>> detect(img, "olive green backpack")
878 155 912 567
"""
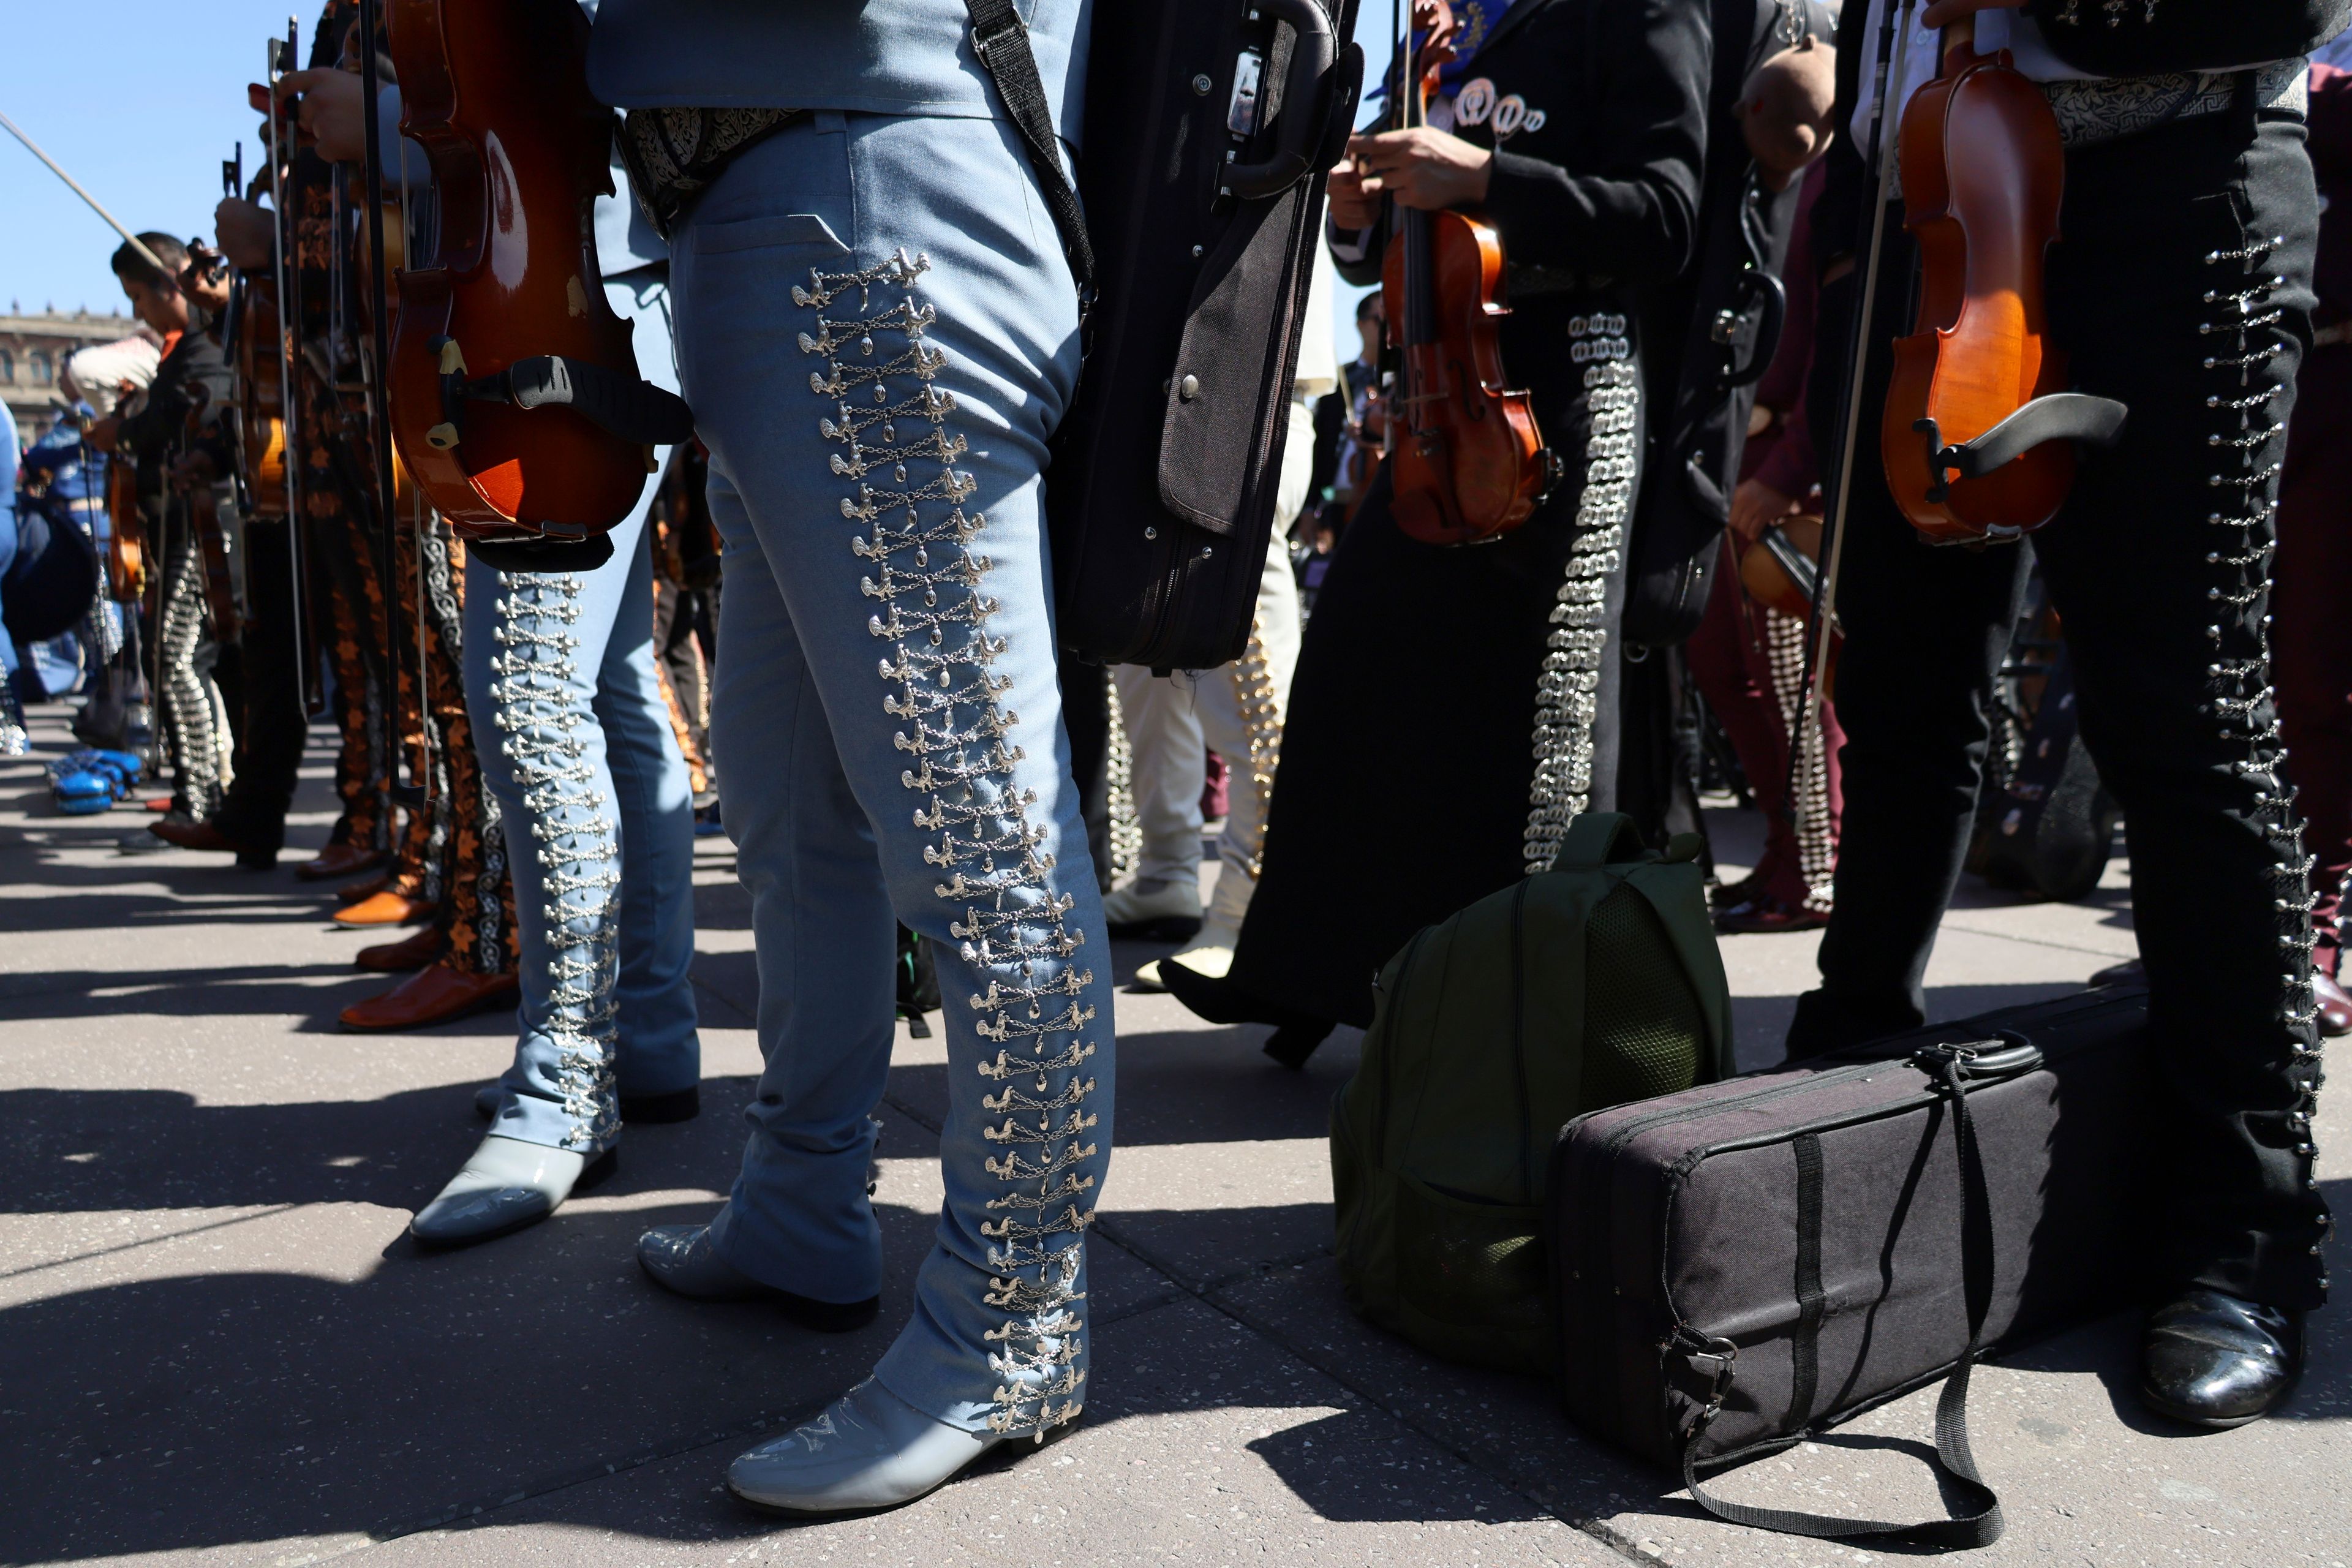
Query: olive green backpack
1330 812 1735 1376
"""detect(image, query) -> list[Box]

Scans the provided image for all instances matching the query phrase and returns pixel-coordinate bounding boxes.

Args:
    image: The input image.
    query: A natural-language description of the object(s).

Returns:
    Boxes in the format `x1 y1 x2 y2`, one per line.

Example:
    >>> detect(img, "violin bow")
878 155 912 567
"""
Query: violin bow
0 108 174 278
1789 0 1922 805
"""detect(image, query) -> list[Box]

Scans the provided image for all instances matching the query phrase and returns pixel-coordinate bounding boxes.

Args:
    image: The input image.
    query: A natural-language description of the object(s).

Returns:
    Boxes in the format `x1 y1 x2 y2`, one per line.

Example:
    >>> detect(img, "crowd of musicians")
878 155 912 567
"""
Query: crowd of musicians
0 0 2339 1516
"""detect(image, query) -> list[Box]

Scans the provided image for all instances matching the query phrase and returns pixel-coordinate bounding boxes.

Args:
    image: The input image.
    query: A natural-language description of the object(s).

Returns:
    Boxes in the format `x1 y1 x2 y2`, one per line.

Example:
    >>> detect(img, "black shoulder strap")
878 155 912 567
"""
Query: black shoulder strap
1675 1057 2006 1550
965 0 1096 301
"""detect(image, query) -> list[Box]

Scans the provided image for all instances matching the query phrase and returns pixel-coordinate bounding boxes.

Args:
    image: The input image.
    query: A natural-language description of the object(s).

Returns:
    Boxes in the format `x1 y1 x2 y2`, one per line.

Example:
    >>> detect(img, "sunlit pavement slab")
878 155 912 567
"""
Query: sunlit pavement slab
0 704 2343 1567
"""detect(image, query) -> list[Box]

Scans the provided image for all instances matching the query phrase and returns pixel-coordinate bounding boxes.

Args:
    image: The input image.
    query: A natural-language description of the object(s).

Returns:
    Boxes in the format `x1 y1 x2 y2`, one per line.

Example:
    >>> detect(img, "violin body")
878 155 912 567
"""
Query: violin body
235 275 291 520
1382 209 1547 545
104 454 145 603
1882 40 2073 545
386 0 654 540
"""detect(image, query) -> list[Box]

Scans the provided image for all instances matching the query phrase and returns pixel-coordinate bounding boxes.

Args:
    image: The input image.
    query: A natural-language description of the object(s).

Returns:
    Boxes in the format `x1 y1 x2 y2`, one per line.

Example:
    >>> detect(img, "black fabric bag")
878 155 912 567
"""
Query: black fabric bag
4 495 102 646
2026 0 2352 77
965 0 1364 670
1621 0 1830 649
1548 986 2151 1547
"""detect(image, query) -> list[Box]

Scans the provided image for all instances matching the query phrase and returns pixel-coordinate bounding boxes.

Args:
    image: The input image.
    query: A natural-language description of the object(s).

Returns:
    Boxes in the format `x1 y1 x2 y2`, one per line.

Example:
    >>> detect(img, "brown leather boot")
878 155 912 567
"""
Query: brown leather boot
355 925 449 973
298 842 388 882
333 889 434 927
339 961 519 1032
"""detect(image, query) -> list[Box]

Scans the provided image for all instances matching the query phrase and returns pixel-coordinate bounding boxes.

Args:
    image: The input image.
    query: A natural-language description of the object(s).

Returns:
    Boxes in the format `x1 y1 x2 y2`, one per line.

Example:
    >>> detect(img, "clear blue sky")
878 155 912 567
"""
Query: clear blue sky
3 3 1393 335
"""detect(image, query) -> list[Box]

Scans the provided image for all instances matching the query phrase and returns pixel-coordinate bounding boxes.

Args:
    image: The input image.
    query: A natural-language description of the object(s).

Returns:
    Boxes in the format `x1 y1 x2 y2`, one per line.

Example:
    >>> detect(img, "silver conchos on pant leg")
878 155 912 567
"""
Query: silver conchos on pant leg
801 248 1098 1436
489 571 620 1155
1523 317 1638 872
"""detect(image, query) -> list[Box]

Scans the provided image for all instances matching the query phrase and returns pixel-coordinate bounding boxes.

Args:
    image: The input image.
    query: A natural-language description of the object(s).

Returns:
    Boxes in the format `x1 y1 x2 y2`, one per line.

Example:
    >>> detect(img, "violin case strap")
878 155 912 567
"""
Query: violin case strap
965 0 1096 300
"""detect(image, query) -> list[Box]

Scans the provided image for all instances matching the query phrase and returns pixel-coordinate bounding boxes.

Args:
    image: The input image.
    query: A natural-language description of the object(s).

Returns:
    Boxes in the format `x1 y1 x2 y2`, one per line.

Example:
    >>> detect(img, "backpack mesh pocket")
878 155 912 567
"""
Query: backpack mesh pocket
1582 882 1705 1110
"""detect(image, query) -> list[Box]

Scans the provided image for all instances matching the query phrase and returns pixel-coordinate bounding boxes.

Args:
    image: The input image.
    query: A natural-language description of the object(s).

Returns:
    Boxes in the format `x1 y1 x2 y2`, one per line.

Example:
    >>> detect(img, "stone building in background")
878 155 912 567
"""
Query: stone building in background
1 305 151 447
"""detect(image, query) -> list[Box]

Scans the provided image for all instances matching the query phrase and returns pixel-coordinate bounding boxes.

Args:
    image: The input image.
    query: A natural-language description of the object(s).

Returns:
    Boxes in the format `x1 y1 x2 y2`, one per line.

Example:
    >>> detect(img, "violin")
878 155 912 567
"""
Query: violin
219 145 295 524
1880 17 2126 545
1379 0 1550 548
101 419 145 603
383 0 692 543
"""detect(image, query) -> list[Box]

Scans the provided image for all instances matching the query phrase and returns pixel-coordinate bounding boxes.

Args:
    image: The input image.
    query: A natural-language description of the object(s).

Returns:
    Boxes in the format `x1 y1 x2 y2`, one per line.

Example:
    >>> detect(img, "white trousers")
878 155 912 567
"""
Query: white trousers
1112 397 1313 941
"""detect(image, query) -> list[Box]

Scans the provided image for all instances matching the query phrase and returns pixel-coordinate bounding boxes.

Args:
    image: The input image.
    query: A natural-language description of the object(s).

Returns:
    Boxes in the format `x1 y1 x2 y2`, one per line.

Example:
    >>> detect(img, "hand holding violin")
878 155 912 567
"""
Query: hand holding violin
1728 478 1796 543
85 415 123 454
214 197 276 271
1337 127 1493 220
277 67 367 163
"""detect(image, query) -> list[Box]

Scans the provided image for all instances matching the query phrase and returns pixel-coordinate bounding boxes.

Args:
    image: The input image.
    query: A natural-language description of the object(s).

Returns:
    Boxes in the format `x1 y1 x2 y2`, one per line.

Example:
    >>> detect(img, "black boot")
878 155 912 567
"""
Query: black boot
2140 1288 2304 1428
1158 961 1336 1068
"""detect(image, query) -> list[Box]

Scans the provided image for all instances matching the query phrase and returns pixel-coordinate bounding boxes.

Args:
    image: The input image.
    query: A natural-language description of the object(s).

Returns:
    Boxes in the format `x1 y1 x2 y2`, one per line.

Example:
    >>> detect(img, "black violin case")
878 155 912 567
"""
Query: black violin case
971 0 1363 671
1548 985 2152 1547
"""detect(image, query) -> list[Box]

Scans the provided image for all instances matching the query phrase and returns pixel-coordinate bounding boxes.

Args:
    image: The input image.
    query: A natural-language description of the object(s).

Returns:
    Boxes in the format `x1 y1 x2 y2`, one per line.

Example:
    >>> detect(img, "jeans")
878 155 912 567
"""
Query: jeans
466 266 700 1153
673 111 1113 1436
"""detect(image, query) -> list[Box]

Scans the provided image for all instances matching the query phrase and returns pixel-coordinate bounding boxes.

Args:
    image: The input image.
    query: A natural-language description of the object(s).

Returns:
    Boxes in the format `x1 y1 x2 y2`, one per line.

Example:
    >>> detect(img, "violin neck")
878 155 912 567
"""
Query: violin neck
1942 13 1977 67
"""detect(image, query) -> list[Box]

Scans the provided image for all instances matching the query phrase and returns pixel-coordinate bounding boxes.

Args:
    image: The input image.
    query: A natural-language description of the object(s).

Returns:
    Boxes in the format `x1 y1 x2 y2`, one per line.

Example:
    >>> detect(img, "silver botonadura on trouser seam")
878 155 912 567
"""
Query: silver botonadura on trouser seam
801 247 1096 1437
1524 316 1638 872
491 573 620 1155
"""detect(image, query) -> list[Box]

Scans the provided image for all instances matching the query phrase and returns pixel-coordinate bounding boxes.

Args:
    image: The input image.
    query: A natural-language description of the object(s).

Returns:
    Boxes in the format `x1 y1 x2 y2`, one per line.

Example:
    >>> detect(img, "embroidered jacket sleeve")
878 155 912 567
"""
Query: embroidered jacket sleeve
1477 0 1709 279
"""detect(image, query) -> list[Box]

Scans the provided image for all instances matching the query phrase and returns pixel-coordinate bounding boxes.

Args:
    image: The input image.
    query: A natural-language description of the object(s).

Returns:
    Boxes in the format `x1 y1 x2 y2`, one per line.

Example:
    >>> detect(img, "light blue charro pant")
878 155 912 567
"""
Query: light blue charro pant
462 265 701 1154
671 111 1113 1438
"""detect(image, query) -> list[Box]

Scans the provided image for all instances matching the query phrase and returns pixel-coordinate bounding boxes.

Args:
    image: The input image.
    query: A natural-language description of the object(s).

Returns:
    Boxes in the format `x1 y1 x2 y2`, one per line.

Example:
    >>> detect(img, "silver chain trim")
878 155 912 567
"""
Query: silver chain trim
1523 315 1638 872
490 572 618 1154
801 248 1096 1436
2198 233 2326 1274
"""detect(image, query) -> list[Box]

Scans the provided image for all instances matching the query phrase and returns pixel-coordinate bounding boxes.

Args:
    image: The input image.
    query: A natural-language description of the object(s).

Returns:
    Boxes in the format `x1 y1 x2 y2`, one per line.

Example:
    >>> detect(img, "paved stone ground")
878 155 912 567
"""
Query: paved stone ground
1 704 2344 1568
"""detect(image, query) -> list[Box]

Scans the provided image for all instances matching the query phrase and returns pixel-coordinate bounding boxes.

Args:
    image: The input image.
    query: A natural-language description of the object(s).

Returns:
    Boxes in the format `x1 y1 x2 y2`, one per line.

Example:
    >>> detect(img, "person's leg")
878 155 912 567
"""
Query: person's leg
665 111 1112 1450
1106 664 1207 927
210 519 307 858
308 480 394 868
595 526 702 1101
1785 235 2029 1057
153 526 225 824
1684 543 1804 903
1196 500 1306 945
2272 345 2352 1009
2032 113 2328 1343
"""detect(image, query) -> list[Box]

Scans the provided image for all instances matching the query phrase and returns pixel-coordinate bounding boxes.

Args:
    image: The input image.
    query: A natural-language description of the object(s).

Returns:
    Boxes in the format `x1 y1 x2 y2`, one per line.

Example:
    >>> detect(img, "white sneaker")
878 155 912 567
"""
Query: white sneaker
1100 875 1203 940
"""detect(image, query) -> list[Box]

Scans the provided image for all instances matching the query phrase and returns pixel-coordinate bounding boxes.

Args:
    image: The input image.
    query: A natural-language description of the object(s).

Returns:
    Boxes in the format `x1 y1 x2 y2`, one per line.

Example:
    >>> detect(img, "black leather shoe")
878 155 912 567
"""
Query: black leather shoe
2141 1288 2304 1429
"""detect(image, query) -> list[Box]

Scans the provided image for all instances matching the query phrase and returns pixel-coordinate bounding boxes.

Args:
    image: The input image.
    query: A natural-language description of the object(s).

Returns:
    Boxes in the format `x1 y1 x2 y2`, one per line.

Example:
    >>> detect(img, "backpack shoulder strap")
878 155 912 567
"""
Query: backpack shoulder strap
964 0 1096 301
1548 812 1648 872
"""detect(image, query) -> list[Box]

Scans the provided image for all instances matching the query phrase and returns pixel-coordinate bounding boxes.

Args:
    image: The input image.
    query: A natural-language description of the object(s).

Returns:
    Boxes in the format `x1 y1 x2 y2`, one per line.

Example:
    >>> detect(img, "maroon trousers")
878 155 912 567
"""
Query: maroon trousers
2274 342 2352 977
1687 536 1845 908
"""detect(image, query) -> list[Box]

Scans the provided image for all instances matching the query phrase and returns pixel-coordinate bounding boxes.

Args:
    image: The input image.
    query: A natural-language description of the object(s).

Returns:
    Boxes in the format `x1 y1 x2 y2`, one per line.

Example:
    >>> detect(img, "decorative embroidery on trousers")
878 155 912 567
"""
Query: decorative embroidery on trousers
491 572 618 1154
1523 317 1638 872
1234 616 1285 880
2198 232 2332 1285
1103 671 1142 885
1765 606 1836 911
802 248 1096 1437
157 530 224 818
